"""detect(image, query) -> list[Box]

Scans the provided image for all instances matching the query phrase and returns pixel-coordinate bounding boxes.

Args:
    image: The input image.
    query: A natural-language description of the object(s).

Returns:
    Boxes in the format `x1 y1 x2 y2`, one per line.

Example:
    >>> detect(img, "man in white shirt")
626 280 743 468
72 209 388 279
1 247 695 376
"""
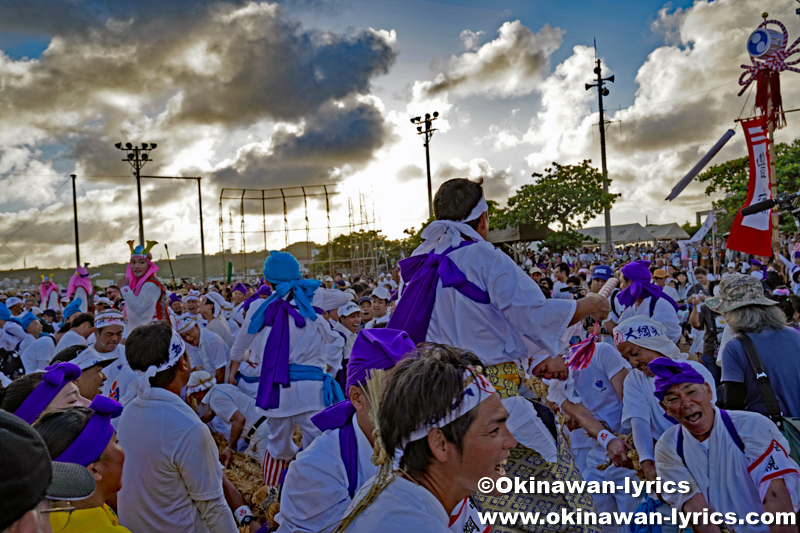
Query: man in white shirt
331 302 360 390
387 178 609 530
341 344 516 533
364 287 391 329
55 313 94 352
552 262 572 300
277 328 414 533
200 292 234 347
176 315 229 385
82 309 135 405
652 358 799 533
117 321 238 533
229 251 350 473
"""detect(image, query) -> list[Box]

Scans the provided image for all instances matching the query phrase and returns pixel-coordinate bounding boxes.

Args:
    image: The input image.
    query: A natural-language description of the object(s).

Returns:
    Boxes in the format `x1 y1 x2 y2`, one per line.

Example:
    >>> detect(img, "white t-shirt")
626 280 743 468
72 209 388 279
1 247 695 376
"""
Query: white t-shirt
187 329 229 374
20 335 57 373
548 342 629 450
92 344 136 405
345 476 450 533
551 280 571 300
276 414 376 533
117 387 235 533
203 384 266 433
55 330 89 352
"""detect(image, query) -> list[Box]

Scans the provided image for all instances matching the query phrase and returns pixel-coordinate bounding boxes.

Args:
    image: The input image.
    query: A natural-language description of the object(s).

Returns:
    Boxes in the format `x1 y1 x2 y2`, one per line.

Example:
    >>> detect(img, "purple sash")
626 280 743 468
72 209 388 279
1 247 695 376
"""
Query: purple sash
311 401 358 498
387 241 490 344
255 299 306 410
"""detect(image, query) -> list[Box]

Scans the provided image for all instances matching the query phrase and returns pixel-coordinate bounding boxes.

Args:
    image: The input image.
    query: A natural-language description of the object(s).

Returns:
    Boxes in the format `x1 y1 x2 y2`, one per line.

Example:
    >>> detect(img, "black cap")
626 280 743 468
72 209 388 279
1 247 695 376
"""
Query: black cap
0 411 95 530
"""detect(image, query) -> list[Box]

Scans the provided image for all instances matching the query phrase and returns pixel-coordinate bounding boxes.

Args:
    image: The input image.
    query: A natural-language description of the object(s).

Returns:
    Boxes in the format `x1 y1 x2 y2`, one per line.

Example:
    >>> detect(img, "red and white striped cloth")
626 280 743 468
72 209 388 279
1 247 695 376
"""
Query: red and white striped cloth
263 450 288 488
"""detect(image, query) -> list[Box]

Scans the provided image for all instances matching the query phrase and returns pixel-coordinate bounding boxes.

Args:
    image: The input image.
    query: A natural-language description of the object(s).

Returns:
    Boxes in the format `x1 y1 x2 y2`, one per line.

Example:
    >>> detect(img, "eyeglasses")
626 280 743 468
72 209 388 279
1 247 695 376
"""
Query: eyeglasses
36 502 76 533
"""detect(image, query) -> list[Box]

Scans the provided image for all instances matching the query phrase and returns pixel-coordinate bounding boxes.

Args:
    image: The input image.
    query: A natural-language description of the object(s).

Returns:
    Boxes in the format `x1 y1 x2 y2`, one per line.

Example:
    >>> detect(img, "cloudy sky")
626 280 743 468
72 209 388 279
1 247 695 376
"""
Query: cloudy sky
0 0 799 271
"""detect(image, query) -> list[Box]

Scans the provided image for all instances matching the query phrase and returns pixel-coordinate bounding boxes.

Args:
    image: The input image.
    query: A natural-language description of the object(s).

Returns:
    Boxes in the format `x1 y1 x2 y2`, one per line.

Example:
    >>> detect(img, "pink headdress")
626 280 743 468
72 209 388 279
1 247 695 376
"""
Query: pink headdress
125 240 160 296
66 263 94 299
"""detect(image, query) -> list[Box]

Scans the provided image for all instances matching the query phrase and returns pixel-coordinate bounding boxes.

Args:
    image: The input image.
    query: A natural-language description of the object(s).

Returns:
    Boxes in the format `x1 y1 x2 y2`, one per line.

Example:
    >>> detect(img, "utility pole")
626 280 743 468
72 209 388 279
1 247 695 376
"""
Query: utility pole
71 174 80 266
585 57 614 252
410 112 439 218
115 142 157 247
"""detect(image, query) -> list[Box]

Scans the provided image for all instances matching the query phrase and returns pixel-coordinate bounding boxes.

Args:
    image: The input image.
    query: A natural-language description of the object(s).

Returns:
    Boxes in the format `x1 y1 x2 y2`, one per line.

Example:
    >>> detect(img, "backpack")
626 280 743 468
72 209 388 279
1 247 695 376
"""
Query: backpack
0 348 25 383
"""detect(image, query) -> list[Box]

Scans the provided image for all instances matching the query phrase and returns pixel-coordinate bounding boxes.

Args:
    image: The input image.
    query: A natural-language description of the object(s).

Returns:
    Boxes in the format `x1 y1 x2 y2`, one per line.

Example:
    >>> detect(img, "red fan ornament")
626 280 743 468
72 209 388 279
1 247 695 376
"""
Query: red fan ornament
564 278 618 370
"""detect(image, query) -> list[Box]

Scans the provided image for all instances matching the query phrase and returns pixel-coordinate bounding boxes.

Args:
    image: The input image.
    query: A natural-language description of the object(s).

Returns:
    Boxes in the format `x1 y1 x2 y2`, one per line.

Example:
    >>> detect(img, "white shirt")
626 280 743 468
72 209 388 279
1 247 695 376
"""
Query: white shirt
74 286 90 314
618 296 681 344
90 344 135 405
203 384 267 433
206 317 233 348
551 280 571 300
0 321 26 351
345 476 450 533
20 335 57 373
230 289 351 416
364 309 391 329
277 413 376 533
120 281 162 332
117 387 237 533
331 321 358 362
187 328 229 374
55 330 89 352
410 239 576 362
548 342 629 450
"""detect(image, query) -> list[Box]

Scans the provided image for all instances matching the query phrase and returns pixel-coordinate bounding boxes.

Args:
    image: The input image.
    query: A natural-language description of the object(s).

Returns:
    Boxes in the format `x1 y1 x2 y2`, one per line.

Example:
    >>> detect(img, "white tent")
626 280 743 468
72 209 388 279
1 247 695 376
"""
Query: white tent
644 223 690 240
576 223 655 244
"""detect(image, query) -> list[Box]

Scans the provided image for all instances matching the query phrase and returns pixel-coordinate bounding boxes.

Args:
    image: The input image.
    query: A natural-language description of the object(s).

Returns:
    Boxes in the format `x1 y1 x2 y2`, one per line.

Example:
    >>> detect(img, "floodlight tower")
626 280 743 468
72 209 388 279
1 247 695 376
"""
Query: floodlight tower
115 142 157 247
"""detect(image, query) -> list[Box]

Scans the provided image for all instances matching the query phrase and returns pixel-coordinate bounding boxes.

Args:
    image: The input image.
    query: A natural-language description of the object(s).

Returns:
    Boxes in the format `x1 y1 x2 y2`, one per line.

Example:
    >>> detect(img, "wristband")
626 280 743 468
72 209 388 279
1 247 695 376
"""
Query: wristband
234 505 253 526
597 429 613 451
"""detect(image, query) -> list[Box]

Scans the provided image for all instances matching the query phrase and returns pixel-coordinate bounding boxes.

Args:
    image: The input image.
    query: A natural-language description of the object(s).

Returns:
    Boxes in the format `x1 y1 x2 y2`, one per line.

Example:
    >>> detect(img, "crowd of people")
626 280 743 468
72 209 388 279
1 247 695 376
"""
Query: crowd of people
2 177 800 533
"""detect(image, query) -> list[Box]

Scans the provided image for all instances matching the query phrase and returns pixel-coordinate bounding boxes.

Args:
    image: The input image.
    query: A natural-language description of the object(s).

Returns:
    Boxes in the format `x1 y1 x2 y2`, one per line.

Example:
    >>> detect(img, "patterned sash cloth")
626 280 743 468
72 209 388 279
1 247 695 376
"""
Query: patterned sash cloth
472 363 602 533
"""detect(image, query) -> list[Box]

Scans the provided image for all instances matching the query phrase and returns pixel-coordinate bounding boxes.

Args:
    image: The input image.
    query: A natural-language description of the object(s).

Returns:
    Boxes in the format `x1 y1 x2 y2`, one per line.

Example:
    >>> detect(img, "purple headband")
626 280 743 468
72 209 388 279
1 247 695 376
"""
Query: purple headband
649 357 705 401
345 329 415 393
56 396 123 467
232 283 247 295
168 293 181 304
15 362 82 424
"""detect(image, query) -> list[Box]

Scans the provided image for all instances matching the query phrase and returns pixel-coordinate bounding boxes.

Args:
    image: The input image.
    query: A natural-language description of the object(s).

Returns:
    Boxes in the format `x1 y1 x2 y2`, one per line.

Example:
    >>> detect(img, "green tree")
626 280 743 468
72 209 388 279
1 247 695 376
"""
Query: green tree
681 220 701 237
501 160 619 253
697 139 800 233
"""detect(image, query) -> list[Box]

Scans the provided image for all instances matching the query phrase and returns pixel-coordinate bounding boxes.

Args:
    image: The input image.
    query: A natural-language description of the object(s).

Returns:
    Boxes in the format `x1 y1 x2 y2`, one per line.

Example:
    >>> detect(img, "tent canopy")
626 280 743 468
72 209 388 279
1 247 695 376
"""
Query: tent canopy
644 223 690 240
576 223 655 244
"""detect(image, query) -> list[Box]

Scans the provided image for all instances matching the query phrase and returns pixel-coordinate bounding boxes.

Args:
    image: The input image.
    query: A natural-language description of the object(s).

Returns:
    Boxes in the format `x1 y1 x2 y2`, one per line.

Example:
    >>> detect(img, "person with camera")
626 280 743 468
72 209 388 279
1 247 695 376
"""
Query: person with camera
687 288 723 387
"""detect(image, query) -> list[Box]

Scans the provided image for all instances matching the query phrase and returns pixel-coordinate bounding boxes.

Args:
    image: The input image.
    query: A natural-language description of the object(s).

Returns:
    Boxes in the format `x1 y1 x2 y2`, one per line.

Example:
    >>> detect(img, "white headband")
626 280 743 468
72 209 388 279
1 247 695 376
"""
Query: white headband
121 330 186 403
187 371 216 394
456 195 488 223
613 316 684 360
185 290 200 302
400 366 496 448
175 315 198 334
205 291 231 317
95 311 125 329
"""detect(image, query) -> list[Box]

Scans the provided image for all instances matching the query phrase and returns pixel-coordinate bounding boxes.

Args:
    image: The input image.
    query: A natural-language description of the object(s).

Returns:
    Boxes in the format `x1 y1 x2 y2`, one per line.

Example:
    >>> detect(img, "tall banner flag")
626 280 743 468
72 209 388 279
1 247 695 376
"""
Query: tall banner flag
688 210 716 244
727 118 773 256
